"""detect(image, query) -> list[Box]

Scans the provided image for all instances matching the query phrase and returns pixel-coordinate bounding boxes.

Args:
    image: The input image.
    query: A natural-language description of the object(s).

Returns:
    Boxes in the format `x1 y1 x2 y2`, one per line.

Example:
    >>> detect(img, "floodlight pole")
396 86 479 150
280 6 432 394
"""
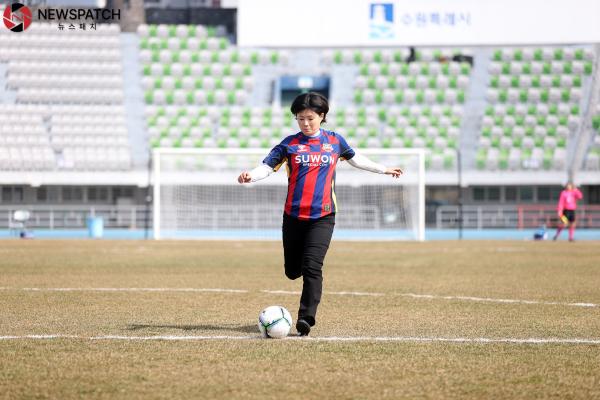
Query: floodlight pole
457 148 463 240
144 148 153 240
152 149 161 240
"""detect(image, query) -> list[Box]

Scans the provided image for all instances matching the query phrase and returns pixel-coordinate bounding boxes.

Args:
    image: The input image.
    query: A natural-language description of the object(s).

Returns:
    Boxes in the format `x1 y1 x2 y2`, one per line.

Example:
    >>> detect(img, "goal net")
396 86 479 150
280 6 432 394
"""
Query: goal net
153 148 425 241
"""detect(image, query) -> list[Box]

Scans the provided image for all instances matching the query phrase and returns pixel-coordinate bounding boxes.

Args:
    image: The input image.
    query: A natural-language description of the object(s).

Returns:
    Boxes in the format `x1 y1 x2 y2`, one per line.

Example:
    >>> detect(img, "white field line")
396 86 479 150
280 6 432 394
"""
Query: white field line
0 287 596 308
260 290 300 295
0 287 248 293
0 334 600 345
396 293 598 308
263 289 597 308
262 290 385 297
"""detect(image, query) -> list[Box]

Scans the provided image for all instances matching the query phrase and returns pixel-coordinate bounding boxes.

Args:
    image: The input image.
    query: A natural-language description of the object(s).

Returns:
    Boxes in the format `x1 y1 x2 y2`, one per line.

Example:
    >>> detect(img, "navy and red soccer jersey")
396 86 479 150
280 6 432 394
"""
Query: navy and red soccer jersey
263 129 355 220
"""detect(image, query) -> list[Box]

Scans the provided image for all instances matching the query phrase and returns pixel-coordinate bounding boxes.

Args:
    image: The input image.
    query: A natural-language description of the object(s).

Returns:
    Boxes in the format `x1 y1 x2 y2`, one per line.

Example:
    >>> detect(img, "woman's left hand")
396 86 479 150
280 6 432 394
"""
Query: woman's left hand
385 167 403 178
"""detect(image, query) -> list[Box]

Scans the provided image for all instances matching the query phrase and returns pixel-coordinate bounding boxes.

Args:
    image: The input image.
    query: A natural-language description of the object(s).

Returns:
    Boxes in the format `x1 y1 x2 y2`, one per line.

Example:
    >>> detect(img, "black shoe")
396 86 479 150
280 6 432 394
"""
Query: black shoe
296 319 311 336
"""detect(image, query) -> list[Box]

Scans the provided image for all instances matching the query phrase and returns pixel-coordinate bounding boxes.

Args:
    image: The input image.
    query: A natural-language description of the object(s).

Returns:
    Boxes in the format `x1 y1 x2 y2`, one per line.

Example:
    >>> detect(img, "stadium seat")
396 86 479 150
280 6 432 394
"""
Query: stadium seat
586 152 600 170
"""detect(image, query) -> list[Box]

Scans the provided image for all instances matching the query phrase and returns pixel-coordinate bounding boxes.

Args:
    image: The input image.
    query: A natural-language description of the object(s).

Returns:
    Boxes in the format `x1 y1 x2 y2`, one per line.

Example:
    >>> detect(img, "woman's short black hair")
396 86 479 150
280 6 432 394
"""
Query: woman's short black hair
290 92 329 123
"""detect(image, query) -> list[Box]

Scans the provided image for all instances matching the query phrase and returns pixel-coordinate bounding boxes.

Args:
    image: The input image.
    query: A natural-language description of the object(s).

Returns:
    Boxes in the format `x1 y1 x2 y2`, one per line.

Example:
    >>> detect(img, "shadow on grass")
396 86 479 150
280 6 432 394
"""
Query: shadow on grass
126 323 257 333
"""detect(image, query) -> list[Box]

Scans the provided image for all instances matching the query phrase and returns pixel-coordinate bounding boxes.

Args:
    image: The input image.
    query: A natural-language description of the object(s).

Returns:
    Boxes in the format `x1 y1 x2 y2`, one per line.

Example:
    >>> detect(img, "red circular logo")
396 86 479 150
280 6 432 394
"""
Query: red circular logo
3 3 32 32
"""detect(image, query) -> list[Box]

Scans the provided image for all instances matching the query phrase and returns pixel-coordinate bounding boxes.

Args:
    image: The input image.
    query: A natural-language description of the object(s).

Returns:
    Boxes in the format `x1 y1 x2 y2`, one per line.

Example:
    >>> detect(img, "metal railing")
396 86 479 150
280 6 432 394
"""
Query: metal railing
515 205 600 229
435 205 600 229
1 206 151 230
3 204 600 231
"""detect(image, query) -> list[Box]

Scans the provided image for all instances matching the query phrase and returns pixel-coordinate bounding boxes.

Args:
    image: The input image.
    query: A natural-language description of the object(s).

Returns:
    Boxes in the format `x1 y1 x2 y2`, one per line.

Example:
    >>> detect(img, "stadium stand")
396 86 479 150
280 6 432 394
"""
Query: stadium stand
479 47 594 171
138 23 293 152
139 26 472 170
0 21 131 171
325 47 471 170
0 19 598 178
136 26 600 175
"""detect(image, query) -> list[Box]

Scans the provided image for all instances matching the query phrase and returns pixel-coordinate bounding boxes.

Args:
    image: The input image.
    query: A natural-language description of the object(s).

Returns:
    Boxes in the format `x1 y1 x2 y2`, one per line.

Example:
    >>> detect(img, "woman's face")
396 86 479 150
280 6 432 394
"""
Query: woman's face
296 109 324 135
567 183 574 190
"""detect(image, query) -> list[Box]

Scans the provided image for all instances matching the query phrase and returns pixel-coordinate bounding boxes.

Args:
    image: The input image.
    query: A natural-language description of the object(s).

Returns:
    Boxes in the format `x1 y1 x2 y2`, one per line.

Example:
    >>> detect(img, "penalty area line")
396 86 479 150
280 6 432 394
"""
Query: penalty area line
0 335 600 345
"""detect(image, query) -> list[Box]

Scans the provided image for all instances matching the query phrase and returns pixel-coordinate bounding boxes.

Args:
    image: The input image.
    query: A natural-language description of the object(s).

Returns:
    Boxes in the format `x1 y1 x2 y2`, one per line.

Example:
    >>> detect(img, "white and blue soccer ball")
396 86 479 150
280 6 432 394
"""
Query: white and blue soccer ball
258 306 292 339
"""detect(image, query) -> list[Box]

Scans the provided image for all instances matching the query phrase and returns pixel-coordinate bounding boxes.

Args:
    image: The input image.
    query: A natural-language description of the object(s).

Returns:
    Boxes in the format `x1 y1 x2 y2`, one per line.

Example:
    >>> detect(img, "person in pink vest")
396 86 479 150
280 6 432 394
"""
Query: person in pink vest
553 182 583 241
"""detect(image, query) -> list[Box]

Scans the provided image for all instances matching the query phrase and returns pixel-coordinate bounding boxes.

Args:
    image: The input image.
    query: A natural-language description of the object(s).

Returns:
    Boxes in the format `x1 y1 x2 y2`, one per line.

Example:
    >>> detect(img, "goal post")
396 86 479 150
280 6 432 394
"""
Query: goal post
153 148 425 241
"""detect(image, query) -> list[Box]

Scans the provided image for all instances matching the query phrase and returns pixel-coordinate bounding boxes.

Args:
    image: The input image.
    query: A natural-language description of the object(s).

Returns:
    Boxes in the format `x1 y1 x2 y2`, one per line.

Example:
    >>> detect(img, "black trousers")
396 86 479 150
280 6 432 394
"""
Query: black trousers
563 209 576 223
282 213 335 326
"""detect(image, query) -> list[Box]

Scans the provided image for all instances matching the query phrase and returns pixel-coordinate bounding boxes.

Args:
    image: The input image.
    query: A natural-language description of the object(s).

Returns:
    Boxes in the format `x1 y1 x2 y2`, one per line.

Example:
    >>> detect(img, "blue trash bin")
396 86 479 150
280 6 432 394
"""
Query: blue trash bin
87 216 104 238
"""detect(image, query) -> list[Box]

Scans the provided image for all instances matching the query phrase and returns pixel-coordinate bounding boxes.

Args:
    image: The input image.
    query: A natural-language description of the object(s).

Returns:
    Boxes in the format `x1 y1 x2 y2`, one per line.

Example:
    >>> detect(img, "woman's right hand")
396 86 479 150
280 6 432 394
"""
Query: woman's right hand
237 171 252 184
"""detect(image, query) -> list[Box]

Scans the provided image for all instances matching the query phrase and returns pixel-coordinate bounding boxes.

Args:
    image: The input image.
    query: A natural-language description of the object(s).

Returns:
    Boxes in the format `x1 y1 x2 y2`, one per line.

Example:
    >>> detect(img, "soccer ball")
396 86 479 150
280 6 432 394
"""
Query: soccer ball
258 306 292 339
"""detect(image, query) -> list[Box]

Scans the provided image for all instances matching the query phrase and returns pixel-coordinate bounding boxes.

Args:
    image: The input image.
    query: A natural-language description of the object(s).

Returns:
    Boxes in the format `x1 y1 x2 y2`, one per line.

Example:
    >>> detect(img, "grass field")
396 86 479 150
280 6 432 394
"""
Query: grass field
1 240 599 399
